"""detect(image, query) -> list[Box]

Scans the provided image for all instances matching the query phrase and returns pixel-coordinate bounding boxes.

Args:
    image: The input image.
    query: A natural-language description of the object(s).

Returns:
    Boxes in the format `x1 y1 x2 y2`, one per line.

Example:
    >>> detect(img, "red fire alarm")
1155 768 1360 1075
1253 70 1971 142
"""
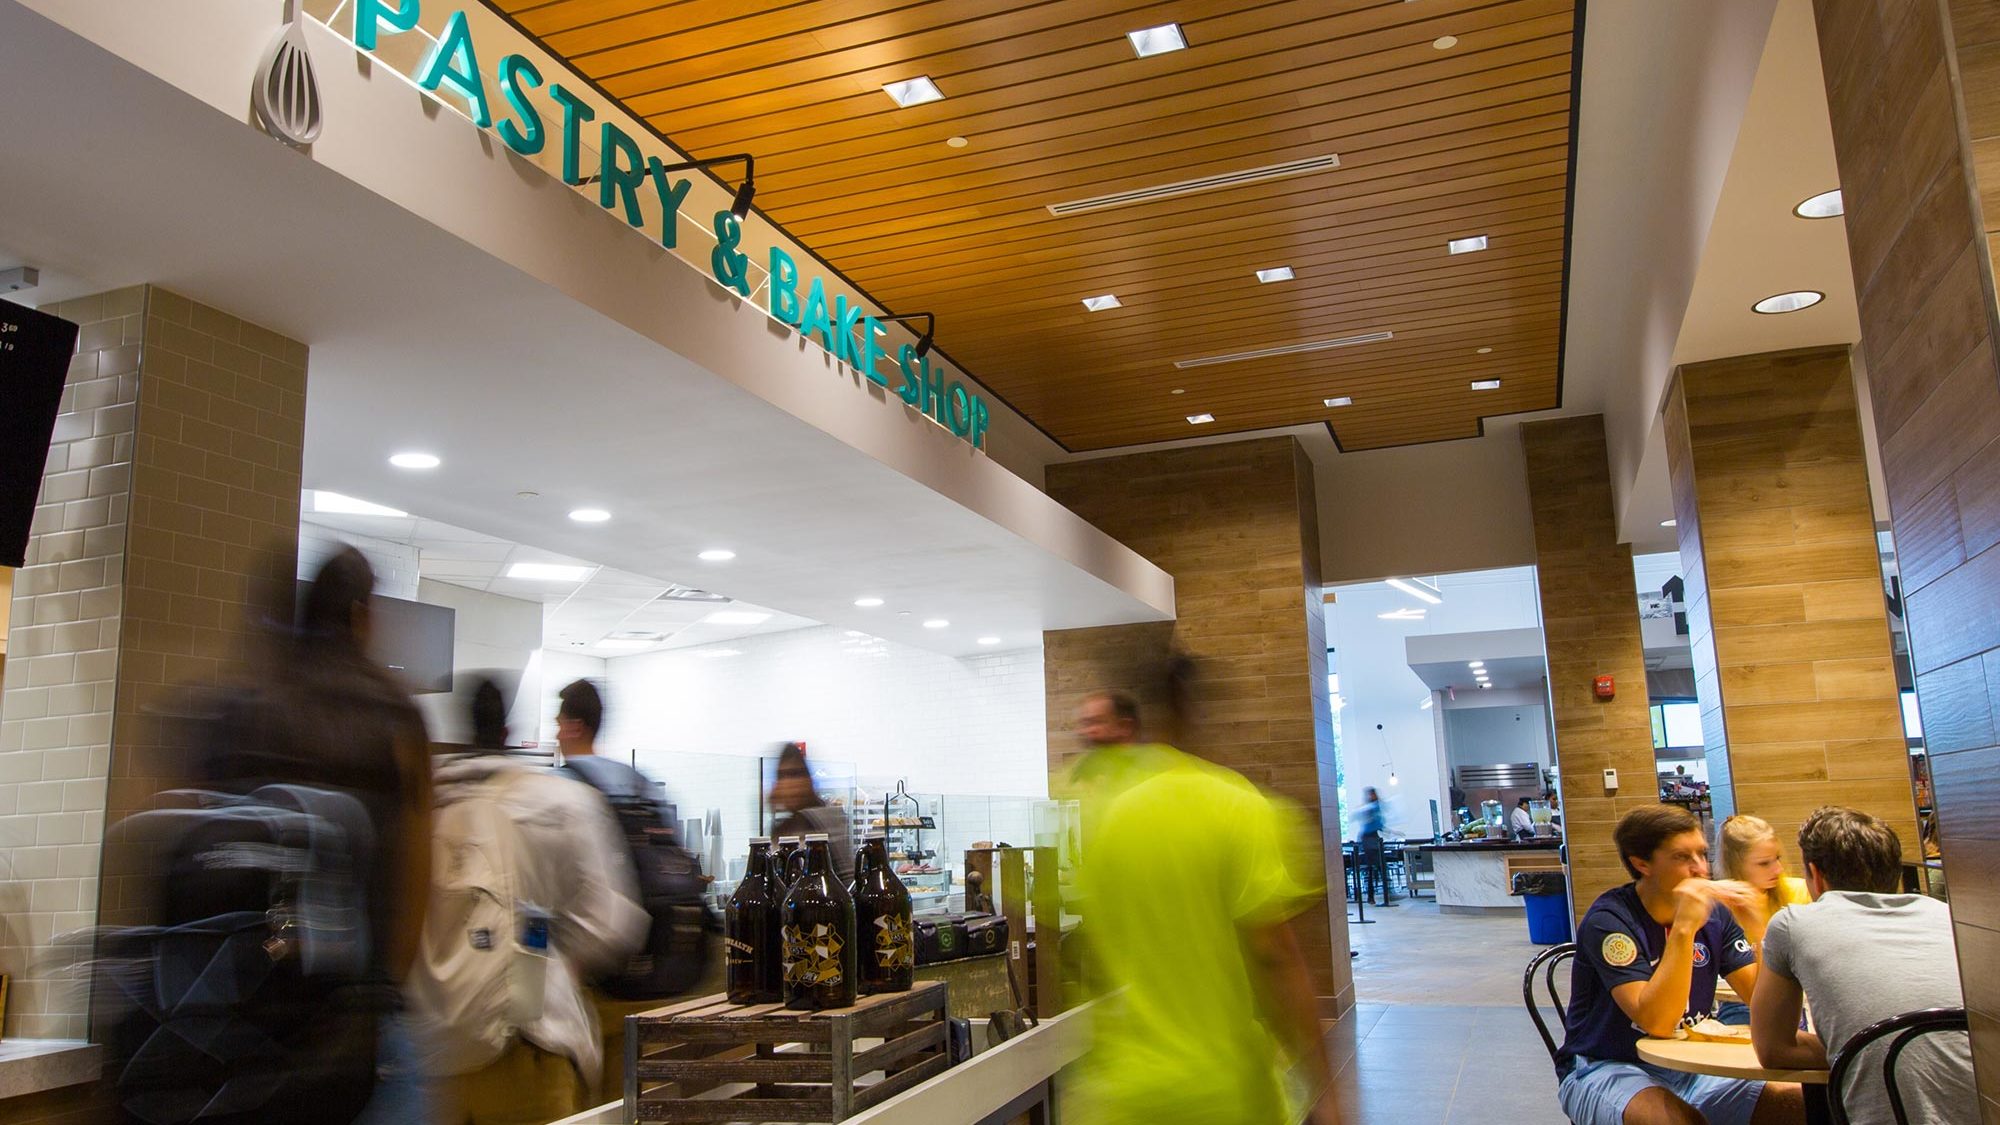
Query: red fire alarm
1593 674 1616 699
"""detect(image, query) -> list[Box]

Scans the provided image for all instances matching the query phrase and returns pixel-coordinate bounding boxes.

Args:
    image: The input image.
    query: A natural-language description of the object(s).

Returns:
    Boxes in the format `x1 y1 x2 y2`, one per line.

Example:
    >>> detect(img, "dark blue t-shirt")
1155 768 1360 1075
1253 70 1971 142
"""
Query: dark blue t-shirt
1555 883 1756 1073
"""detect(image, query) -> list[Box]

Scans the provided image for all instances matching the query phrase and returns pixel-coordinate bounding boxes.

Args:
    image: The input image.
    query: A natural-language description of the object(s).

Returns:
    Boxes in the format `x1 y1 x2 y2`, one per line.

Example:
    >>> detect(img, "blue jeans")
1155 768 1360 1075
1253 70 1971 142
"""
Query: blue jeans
351 1014 438 1124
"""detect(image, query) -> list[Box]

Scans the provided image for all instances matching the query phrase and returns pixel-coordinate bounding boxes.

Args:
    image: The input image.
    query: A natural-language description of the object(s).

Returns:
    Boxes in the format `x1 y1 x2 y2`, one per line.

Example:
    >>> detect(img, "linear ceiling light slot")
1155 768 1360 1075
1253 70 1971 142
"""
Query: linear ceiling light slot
1047 154 1341 217
1173 330 1393 369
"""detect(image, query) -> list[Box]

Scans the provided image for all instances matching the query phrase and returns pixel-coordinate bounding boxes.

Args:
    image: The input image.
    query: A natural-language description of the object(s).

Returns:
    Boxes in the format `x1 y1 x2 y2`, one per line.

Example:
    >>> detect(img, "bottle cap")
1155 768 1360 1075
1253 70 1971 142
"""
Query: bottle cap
748 836 771 845
804 832 830 842
864 832 888 841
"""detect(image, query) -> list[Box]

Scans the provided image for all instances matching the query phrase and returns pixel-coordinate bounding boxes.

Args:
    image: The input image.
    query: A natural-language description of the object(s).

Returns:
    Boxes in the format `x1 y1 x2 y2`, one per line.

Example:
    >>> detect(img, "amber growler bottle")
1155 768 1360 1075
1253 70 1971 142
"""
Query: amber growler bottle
771 837 801 894
726 838 782 1004
850 835 915 993
780 833 857 1010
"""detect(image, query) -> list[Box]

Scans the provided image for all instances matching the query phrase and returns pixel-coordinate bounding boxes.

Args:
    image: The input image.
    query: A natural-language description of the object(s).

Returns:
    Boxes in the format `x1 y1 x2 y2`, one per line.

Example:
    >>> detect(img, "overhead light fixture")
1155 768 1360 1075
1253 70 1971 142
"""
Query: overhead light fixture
1448 234 1488 254
1661 518 1678 528
597 634 663 651
1324 396 1353 408
1127 22 1187 57
883 311 936 357
1081 293 1122 311
1470 379 1503 391
1476 346 1493 354
1170 388 1186 395
977 636 1002 645
698 549 736 562
1433 34 1459 49
311 490 407 518
923 618 950 629
1186 413 1216 424
1256 266 1295 283
854 597 885 608
696 648 744 660
1794 189 1843 219
1378 607 1427 621
507 561 591 582
389 452 440 470
945 136 969 149
1753 290 1824 315
883 76 944 108
1048 154 1339 216
568 508 610 523
1385 577 1443 605
1175 330 1392 369
1419 697 1434 711
1480 682 1494 690
1476 674 1490 682
1469 661 1485 669
702 610 771 625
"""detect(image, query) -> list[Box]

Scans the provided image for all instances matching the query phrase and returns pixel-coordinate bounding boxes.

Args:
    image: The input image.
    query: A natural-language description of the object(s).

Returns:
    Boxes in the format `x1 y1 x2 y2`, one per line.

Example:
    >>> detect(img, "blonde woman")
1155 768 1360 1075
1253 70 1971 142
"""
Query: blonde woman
1717 814 1812 947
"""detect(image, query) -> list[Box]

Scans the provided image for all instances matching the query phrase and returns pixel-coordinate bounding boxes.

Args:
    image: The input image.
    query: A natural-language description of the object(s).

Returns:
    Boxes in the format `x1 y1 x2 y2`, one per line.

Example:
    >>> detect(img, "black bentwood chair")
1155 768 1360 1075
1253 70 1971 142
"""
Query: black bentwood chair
1826 1007 1970 1125
1524 943 1578 1064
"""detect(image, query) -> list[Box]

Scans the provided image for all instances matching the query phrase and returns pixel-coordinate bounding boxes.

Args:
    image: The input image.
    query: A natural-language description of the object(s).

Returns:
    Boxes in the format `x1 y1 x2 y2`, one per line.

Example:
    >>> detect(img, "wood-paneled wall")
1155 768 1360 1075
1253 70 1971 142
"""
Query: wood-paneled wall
1042 436 1351 1015
1815 0 2000 1116
1519 416 1659 920
1663 347 1916 869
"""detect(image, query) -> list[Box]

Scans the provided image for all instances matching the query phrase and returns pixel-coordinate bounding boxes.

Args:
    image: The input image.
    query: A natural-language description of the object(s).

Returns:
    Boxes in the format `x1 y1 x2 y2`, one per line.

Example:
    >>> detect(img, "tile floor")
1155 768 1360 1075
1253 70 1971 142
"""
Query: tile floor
1326 890 1574 1122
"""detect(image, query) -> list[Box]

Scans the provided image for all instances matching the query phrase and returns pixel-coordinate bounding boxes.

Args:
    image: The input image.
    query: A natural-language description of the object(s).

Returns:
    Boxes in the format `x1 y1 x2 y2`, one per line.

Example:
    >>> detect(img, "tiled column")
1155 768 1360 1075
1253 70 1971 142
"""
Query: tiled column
1041 436 1350 1016
1662 347 1915 866
0 287 306 1040
1816 1 2000 1116
1519 415 1657 921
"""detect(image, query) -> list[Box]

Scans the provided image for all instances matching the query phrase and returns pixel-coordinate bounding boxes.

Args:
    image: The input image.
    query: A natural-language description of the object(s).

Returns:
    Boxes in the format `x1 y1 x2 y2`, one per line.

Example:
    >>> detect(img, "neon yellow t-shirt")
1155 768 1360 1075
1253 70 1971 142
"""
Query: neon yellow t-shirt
1066 744 1323 1125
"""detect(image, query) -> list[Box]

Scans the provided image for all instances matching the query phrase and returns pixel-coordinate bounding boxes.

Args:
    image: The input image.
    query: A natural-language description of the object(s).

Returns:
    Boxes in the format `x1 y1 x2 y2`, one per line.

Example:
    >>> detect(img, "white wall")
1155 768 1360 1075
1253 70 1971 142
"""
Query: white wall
536 648 609 747
298 520 419 599
411 578 543 744
1444 705 1552 769
1327 567 1543 837
596 626 1048 800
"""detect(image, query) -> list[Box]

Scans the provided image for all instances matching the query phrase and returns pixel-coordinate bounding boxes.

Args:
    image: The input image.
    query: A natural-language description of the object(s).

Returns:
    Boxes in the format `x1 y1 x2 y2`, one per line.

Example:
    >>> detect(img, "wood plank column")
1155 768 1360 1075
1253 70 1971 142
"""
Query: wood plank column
1519 416 1658 920
1040 436 1351 1016
1661 347 1916 868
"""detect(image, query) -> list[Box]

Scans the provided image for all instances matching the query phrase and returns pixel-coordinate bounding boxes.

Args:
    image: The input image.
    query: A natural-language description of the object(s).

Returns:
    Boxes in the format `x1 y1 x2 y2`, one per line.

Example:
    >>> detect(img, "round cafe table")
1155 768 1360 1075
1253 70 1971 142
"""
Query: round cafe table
1636 1036 1830 1085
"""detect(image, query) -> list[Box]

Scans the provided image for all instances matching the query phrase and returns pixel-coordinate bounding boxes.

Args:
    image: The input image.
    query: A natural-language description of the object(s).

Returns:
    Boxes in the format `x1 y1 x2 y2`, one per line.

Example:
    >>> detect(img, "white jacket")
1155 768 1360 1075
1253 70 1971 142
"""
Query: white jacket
406 754 647 1081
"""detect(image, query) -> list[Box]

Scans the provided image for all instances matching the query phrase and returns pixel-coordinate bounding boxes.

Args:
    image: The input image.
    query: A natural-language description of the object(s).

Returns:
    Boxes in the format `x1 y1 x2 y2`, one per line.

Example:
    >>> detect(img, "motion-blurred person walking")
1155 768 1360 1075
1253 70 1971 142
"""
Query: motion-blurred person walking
1064 675 1341 1125
768 741 856 885
405 678 647 1124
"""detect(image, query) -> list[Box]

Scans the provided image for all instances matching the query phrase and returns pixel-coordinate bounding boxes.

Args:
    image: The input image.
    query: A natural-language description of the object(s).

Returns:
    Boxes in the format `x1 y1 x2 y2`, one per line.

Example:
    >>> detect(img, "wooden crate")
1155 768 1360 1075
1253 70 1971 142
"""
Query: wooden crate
625 982 951 1122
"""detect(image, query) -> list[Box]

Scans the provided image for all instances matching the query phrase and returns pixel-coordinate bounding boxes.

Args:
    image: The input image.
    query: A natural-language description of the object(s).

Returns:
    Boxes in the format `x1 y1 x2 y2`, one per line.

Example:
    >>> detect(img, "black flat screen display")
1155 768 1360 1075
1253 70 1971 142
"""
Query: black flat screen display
0 301 80 568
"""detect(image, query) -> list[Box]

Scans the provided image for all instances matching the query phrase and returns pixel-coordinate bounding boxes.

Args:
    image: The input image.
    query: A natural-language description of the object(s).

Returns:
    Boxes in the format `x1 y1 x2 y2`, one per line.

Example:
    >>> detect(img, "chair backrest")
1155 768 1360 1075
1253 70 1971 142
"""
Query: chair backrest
1523 942 1577 1064
1826 1007 1968 1125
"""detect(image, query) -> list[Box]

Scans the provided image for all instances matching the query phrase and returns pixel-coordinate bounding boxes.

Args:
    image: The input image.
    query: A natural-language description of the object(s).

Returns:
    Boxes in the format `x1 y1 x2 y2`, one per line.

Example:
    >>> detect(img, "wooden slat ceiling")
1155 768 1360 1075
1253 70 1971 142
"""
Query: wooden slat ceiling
489 0 1579 453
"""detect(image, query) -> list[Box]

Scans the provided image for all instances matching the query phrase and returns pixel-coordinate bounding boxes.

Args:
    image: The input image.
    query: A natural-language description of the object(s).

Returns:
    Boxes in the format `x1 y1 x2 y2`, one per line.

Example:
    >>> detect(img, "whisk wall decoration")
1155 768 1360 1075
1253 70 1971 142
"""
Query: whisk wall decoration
252 0 323 147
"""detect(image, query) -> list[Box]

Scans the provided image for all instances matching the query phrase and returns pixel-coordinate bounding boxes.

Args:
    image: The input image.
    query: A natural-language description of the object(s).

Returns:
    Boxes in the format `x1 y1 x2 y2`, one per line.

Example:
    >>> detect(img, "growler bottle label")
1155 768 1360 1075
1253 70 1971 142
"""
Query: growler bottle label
783 922 848 986
871 913 915 970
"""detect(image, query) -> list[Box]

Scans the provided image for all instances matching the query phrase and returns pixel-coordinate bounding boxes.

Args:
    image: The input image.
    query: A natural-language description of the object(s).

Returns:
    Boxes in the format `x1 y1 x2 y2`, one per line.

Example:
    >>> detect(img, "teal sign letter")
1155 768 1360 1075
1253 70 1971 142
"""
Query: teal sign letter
801 277 834 353
646 158 692 248
547 83 595 185
416 10 491 127
496 55 544 155
710 211 751 297
597 123 647 228
768 248 802 326
354 0 419 51
860 317 889 387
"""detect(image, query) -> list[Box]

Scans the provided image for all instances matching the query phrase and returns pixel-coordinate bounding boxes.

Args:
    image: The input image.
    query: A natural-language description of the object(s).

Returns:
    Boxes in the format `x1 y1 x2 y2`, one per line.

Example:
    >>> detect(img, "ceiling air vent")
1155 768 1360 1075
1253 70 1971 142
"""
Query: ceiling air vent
656 585 729 602
1046 154 1341 217
1174 330 1393 369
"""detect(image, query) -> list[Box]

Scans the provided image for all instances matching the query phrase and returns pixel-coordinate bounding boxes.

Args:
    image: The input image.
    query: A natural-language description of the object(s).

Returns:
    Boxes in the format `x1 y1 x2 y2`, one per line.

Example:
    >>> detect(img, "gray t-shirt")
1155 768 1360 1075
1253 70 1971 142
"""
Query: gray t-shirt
1762 891 1974 1124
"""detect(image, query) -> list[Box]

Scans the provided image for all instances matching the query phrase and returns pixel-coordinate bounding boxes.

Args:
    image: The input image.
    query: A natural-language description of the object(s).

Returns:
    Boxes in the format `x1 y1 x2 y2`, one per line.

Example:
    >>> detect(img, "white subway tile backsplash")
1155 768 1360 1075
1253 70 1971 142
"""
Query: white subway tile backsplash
36 813 87 846
17 782 63 815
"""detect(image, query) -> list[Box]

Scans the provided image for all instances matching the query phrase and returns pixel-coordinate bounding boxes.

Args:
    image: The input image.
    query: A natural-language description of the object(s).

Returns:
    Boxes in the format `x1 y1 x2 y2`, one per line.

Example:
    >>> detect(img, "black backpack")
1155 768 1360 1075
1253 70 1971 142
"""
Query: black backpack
559 755 710 999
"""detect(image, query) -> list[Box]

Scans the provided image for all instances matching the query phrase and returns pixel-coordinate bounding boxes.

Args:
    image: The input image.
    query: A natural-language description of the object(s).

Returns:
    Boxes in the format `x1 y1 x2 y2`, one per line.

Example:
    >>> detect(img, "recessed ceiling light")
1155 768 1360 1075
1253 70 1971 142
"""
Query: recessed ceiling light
1470 379 1503 391
1324 396 1353 408
515 490 539 499
1661 518 1678 528
1433 34 1459 49
389 451 439 470
1386 577 1443 605
698 549 737 562
945 135 969 149
854 596 885 608
882 76 943 108
1448 234 1488 254
923 618 950 629
1480 682 1493 689
1469 661 1485 669
702 610 771 626
1476 346 1493 354
977 636 1002 645
1377 607 1427 621
1753 290 1824 314
1127 22 1188 57
507 561 591 582
1187 413 1216 424
695 648 744 660
568 508 610 523
1256 266 1295 284
1170 388 1187 395
1081 293 1122 311
596 637 660 651
1794 189 1843 219
311 490 407 518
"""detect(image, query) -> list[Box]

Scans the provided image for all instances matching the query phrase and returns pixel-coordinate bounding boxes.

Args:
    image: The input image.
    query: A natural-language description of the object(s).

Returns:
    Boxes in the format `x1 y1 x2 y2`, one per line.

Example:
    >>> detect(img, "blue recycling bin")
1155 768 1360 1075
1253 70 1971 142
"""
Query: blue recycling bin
1513 870 1572 945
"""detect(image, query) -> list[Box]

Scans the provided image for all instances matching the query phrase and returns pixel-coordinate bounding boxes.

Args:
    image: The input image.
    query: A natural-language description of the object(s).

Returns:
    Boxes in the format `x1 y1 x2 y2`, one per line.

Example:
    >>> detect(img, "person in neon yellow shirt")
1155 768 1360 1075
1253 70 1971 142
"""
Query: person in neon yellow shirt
1717 815 1814 950
1062 690 1340 1125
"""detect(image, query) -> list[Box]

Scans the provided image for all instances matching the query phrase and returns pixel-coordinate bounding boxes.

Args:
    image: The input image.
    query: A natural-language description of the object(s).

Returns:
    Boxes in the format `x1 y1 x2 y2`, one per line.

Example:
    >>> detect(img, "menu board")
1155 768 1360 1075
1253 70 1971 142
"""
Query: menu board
0 300 80 568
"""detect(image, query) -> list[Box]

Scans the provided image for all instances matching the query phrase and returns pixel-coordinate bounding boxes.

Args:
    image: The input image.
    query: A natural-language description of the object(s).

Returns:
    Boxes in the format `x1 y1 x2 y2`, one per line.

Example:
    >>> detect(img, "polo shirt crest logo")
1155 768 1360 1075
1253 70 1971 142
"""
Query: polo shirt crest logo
1601 932 1639 967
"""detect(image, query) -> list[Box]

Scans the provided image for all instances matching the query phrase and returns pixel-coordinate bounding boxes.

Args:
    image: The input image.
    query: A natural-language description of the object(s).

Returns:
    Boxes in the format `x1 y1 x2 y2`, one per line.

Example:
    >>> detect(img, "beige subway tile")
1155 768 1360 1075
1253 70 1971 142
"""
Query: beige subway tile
16 780 62 814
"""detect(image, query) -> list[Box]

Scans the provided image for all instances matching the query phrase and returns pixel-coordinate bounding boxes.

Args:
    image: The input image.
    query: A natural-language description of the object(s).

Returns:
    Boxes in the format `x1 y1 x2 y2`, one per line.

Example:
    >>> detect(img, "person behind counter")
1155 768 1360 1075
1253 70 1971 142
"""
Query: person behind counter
1510 797 1536 840
769 741 855 884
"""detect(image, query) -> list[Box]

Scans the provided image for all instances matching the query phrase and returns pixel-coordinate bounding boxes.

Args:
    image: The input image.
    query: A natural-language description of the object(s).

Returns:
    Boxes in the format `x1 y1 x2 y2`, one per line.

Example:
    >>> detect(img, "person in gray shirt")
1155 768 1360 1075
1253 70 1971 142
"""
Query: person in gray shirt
1749 806 1975 1124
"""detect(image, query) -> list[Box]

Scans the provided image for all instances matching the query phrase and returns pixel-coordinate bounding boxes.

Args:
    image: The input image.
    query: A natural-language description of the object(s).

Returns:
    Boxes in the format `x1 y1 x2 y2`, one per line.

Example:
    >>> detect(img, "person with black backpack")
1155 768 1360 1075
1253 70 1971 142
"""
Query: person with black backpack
553 679 713 1107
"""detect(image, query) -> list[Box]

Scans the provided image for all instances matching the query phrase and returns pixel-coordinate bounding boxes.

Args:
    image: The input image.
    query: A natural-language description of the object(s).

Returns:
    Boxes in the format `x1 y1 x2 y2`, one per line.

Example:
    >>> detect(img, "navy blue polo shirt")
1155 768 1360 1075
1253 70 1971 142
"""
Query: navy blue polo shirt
1555 883 1756 1074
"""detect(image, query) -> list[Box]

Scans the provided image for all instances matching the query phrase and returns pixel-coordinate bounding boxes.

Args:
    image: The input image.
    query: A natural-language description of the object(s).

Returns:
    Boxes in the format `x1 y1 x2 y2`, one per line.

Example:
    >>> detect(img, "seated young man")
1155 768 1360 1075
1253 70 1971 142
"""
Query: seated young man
1557 805 1804 1125
1750 807 1975 1124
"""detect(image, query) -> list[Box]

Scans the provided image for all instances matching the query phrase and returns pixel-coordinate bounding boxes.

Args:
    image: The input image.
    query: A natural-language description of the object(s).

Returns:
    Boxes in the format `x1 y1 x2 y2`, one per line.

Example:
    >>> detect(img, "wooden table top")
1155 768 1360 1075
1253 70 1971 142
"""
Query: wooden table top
1636 1036 1829 1084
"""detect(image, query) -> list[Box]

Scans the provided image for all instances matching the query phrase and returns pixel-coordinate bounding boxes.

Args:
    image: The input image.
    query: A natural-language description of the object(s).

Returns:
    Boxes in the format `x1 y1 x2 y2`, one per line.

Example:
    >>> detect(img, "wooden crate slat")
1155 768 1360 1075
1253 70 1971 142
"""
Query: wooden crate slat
635 1096 830 1122
851 1022 947 1076
640 1055 833 1083
847 985 949 1037
851 1052 953 1112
